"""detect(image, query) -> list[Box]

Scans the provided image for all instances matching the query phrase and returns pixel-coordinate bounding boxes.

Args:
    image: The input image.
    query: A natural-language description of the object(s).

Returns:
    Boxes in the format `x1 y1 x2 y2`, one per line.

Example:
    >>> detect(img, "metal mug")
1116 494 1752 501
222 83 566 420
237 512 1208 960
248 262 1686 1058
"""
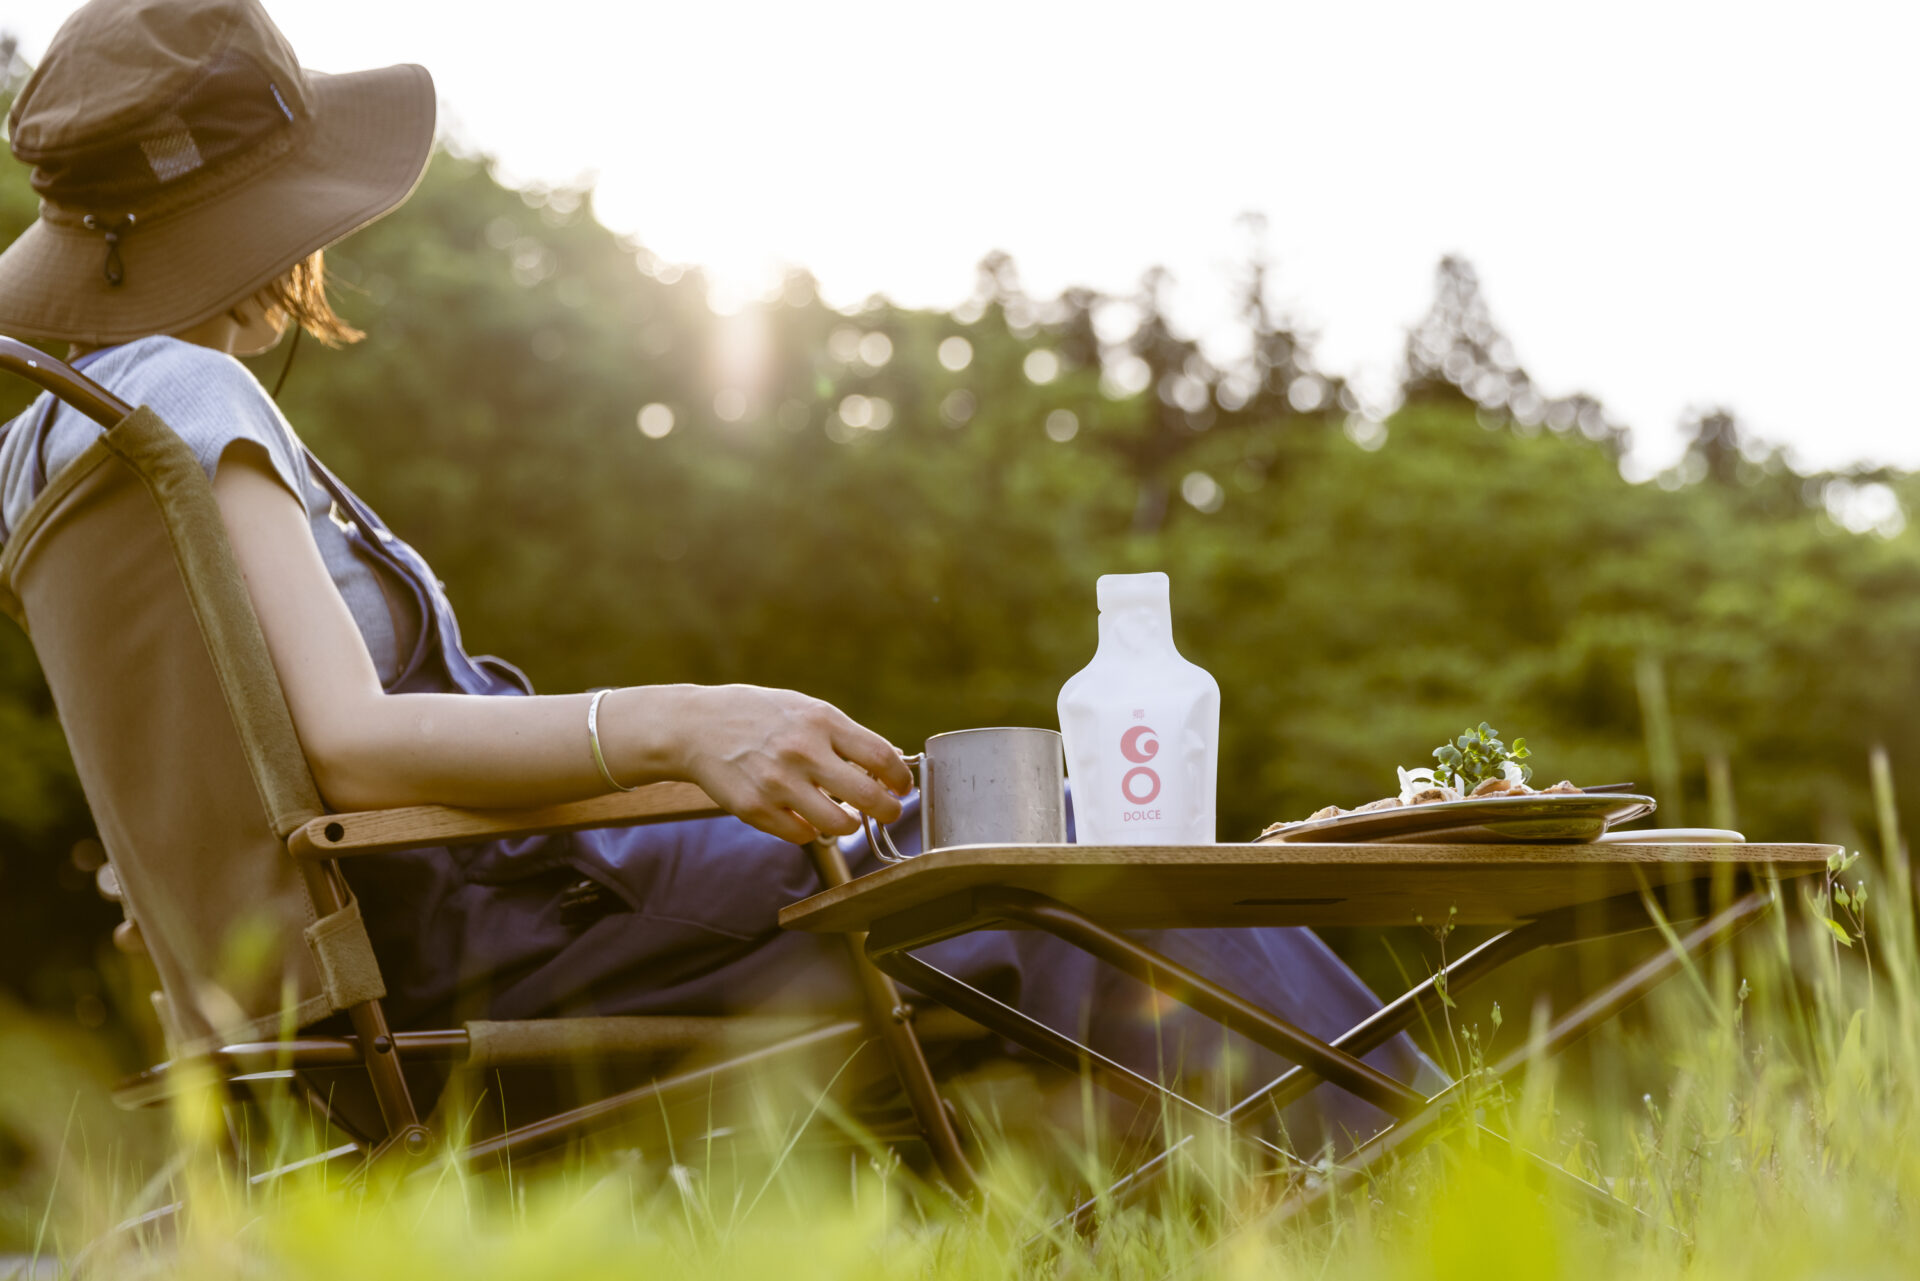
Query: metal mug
865 727 1067 863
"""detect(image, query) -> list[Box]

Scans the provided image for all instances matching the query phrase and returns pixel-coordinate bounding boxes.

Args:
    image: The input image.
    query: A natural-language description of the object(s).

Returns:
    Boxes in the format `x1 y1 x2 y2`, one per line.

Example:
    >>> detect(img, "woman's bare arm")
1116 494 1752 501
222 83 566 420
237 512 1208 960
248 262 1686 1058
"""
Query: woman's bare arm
212 443 909 843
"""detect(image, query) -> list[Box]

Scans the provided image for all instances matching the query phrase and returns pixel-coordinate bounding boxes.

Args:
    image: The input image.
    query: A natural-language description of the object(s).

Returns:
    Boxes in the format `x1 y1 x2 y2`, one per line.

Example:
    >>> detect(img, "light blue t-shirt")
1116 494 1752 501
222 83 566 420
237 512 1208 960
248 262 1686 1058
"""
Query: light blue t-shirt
0 336 405 684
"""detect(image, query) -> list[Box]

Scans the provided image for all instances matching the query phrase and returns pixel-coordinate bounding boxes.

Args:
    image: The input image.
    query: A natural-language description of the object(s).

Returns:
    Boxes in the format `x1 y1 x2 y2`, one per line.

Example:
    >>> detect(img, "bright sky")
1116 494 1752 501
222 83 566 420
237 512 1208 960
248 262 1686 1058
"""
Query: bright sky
11 1 1918 471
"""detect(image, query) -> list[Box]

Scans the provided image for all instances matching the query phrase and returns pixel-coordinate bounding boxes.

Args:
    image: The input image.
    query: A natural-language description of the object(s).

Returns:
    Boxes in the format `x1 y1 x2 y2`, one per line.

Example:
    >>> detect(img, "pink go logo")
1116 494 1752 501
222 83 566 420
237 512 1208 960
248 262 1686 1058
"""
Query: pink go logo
1119 725 1161 804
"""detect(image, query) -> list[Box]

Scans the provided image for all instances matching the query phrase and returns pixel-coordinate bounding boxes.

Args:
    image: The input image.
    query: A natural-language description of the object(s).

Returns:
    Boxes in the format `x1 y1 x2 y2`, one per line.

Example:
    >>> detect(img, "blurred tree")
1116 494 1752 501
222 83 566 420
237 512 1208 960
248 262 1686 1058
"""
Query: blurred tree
1684 406 1746 488
1402 254 1628 458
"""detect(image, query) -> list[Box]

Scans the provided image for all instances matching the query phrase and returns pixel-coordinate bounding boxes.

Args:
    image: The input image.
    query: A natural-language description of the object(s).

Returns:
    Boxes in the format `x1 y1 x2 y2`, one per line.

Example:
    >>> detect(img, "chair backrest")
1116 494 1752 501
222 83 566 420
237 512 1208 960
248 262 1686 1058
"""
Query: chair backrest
0 400 386 1052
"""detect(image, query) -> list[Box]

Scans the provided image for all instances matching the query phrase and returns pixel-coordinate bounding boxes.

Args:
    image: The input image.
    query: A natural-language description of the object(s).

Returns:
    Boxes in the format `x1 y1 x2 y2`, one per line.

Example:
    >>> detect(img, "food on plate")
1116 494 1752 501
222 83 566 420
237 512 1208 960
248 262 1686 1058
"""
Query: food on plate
1261 723 1588 834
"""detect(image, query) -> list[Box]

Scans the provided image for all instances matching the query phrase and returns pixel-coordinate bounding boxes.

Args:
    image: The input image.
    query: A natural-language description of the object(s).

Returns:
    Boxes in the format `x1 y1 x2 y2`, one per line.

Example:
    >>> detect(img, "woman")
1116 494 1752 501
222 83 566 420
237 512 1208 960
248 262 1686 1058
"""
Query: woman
0 0 1434 1150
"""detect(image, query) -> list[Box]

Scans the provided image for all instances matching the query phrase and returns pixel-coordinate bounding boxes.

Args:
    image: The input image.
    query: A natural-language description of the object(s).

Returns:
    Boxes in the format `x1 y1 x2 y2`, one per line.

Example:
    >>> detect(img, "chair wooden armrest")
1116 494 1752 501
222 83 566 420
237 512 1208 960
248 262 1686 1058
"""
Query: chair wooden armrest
288 781 725 859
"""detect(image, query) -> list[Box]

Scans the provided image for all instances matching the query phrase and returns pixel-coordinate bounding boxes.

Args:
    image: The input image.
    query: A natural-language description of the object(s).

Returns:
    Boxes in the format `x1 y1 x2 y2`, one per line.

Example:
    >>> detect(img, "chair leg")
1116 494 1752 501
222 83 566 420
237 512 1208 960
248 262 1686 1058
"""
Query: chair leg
302 858 430 1160
339 999 433 1161
805 838 980 1198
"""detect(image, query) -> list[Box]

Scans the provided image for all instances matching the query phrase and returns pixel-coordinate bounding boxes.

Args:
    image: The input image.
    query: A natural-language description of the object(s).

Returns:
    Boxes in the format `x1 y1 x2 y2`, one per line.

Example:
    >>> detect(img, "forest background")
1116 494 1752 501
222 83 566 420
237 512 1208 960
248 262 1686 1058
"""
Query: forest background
1 51 1917 1070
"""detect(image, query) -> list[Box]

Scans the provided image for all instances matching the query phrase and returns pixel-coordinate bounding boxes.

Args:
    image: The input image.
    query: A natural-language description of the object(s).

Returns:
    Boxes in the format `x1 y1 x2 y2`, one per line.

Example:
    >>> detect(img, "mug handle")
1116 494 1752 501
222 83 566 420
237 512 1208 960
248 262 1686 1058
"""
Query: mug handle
863 753 924 865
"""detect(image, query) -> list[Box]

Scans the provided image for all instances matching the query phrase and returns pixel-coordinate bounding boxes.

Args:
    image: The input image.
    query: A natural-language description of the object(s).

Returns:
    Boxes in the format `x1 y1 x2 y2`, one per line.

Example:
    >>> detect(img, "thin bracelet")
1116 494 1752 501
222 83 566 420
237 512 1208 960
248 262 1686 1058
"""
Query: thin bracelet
587 688 636 792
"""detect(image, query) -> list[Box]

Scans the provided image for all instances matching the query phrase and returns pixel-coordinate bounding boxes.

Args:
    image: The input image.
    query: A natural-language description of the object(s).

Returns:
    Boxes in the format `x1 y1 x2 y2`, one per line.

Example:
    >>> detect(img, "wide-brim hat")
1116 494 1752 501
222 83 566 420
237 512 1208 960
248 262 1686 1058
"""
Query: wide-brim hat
0 0 433 346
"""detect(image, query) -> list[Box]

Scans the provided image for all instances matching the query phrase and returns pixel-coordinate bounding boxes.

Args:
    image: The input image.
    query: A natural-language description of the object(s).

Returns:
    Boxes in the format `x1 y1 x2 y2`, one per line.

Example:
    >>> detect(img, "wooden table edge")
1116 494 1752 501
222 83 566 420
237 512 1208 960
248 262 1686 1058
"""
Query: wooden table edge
779 841 1839 933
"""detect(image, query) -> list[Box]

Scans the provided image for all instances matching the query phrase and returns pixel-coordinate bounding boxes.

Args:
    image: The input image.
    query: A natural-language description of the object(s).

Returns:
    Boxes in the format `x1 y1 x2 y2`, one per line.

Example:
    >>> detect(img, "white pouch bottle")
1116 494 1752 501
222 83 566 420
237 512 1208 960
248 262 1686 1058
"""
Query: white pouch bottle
1057 572 1220 844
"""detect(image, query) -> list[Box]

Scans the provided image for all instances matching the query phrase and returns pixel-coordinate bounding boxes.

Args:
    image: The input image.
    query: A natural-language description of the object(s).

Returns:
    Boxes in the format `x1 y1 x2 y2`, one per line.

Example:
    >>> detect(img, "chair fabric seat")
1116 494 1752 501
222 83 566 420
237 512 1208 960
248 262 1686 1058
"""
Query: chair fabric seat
0 406 380 1048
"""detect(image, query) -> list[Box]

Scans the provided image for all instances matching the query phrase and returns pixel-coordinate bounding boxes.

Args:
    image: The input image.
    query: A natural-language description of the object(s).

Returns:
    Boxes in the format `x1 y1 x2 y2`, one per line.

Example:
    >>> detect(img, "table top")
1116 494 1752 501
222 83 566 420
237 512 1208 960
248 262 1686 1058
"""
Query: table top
779 842 1835 933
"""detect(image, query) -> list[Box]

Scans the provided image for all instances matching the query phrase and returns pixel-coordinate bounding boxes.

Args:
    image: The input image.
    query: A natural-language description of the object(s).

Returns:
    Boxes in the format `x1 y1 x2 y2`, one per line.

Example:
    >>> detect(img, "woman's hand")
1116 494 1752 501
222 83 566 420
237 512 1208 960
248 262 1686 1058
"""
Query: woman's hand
661 684 913 844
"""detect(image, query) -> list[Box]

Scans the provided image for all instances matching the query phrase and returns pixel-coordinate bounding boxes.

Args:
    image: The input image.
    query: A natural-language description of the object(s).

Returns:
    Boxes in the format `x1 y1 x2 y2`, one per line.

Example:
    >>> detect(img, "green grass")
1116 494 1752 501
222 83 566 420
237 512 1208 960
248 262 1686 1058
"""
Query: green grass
7 839 1920 1279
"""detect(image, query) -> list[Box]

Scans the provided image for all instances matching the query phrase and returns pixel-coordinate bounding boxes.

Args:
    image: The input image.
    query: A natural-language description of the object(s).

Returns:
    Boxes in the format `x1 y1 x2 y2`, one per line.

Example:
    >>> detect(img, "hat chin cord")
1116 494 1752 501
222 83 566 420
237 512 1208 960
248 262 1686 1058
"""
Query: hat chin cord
270 325 302 400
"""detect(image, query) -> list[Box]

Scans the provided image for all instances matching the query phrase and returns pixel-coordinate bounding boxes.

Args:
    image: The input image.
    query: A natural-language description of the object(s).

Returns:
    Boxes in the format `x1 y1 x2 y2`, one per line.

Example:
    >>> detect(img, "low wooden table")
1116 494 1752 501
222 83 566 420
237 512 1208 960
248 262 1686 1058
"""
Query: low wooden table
782 841 1831 1222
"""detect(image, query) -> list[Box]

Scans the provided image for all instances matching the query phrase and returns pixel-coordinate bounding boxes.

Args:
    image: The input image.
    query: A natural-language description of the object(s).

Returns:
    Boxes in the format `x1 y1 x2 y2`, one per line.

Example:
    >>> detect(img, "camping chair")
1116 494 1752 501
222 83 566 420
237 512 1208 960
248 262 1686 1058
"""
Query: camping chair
0 338 981 1205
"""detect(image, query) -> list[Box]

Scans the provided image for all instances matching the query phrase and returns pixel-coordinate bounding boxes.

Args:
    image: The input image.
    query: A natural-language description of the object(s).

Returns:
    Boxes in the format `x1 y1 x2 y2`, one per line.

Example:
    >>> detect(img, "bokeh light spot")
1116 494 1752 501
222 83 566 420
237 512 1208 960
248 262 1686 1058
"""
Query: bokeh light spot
828 327 863 365
1024 349 1061 385
508 237 556 287
1045 409 1079 442
941 389 976 427
1343 415 1389 452
1826 479 1907 537
938 336 973 372
1181 471 1225 513
1216 375 1254 412
1162 373 1209 413
1287 375 1326 413
637 403 675 438
838 394 874 429
1102 355 1152 399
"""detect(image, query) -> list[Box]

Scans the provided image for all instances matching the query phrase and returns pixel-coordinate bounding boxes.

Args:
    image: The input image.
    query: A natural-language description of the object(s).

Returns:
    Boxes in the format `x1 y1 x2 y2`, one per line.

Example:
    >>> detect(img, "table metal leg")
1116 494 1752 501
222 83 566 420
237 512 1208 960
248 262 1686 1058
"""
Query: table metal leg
1227 887 1682 1119
1049 913 1563 1234
863 873 1772 1240
805 839 980 1199
872 893 1568 1217
975 889 1430 1118
1267 885 1776 1226
870 950 1305 1168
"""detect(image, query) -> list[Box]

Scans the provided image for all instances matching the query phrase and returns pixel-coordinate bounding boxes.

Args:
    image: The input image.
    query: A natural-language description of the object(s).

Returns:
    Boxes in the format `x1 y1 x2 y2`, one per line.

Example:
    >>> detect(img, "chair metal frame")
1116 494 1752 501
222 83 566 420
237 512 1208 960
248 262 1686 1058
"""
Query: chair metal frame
0 337 979 1201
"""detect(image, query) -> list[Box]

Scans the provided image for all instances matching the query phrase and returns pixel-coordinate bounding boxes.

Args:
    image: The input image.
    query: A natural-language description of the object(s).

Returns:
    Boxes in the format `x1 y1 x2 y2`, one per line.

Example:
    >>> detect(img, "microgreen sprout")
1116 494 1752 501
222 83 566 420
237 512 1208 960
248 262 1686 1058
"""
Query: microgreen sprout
1431 722 1532 791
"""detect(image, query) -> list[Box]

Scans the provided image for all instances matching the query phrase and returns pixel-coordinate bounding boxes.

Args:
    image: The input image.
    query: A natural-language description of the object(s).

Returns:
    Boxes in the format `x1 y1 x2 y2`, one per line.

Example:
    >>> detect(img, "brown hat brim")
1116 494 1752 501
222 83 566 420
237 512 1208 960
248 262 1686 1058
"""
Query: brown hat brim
0 63 434 346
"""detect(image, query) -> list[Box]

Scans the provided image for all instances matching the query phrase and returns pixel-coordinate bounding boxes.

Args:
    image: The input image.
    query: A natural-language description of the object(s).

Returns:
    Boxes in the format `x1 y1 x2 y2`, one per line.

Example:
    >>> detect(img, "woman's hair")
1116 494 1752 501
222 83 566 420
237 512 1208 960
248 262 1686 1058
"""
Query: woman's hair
251 250 363 347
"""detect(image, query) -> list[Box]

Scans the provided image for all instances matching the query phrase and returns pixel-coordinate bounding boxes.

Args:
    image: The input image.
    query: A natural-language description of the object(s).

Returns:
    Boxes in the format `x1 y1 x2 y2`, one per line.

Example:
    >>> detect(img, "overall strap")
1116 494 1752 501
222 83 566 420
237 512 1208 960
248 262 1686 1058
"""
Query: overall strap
300 449 437 690
300 448 533 698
